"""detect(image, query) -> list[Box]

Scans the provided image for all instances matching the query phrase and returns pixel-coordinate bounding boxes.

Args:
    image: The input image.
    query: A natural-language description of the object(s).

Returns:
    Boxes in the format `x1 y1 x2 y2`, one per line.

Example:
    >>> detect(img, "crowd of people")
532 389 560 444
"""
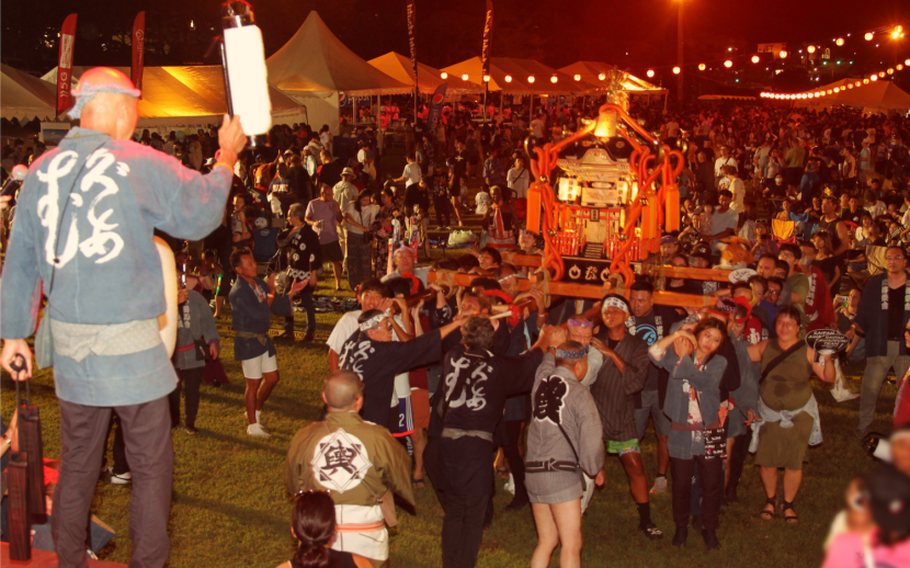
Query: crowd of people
3 64 910 568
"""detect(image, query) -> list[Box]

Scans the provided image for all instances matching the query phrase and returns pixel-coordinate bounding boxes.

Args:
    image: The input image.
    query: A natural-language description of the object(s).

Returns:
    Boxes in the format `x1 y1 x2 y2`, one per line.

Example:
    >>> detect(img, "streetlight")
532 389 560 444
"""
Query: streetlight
676 0 684 101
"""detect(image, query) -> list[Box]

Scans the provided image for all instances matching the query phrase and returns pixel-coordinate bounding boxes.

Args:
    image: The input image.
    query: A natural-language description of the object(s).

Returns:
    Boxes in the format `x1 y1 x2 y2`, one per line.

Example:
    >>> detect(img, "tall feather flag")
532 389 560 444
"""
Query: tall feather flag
131 11 146 96
56 14 78 116
406 2 418 88
481 0 494 92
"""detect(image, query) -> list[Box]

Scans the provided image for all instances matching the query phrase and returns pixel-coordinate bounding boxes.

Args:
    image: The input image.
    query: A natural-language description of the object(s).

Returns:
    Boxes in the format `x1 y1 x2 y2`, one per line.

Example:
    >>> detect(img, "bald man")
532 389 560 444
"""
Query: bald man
0 67 247 567
285 370 415 567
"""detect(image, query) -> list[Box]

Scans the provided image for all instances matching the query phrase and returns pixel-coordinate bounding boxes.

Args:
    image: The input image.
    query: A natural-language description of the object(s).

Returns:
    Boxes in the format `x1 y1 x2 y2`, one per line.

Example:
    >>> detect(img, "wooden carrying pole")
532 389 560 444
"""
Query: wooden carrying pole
427 270 715 310
498 252 733 284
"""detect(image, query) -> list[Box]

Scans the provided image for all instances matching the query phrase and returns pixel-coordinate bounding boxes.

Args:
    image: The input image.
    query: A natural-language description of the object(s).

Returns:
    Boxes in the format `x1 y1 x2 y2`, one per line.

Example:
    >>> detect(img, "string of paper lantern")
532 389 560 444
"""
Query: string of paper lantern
760 58 910 100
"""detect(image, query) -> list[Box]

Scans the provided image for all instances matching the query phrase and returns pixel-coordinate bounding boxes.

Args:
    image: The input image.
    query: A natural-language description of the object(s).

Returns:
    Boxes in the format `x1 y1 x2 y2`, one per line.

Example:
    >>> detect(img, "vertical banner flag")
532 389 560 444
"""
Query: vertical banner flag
481 0 494 92
56 13 78 116
131 11 146 96
427 83 448 133
406 2 418 88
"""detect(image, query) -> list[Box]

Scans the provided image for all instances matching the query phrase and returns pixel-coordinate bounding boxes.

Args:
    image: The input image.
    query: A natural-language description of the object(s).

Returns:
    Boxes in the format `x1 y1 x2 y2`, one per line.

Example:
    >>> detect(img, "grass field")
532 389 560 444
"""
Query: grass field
0 179 895 567
0 283 897 568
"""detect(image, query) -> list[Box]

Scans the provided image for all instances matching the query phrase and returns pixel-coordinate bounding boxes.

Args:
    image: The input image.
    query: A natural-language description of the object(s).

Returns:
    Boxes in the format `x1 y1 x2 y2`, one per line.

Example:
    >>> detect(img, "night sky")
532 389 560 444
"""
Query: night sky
2 0 909 83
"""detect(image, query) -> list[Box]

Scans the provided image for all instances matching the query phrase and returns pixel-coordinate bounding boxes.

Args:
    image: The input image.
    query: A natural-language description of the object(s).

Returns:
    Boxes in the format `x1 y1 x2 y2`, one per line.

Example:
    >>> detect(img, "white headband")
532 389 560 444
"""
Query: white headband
602 297 630 314
359 313 387 332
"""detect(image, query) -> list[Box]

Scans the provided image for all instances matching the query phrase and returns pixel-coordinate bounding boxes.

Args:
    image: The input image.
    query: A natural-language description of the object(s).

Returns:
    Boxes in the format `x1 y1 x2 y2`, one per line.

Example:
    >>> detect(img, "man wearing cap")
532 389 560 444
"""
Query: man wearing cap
333 167 359 264
852 246 910 437
588 294 662 540
627 280 683 495
0 67 247 567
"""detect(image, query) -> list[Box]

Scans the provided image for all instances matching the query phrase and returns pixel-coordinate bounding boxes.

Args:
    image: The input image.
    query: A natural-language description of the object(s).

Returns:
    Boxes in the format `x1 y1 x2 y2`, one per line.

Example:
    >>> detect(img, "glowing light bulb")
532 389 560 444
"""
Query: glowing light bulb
888 68 895 75
836 37 845 46
597 73 606 81
698 63 706 71
808 45 816 54
752 55 760 64
527 75 535 83
504 75 512 83
863 78 870 84
550 75 558 83
646 69 655 77
865 32 874 41
483 74 491 82
878 71 885 78
440 72 448 79
834 87 840 93
573 74 581 81
779 50 788 59
672 66 680 74
461 73 469 81
724 60 733 68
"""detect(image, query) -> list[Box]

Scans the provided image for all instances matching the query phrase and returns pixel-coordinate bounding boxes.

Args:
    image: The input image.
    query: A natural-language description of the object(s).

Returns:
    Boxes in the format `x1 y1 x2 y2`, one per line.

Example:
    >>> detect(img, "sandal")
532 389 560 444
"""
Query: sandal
412 478 426 489
760 496 777 521
782 500 798 524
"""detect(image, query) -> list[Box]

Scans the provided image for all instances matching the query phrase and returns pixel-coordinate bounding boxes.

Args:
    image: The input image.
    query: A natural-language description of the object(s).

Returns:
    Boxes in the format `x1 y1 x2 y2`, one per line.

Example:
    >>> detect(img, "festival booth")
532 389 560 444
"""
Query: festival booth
794 78 910 115
266 11 411 136
38 65 306 134
368 52 483 96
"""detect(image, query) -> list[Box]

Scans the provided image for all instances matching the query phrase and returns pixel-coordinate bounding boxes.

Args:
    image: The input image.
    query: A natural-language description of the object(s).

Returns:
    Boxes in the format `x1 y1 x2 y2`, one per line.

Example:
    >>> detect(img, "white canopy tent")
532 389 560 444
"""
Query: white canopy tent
795 78 910 114
39 65 307 131
368 52 482 96
266 11 411 135
1 63 59 122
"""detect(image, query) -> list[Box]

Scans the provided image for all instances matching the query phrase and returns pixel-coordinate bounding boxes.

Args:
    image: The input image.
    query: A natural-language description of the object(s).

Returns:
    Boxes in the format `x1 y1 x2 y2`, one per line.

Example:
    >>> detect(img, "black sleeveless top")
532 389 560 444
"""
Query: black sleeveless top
290 548 358 568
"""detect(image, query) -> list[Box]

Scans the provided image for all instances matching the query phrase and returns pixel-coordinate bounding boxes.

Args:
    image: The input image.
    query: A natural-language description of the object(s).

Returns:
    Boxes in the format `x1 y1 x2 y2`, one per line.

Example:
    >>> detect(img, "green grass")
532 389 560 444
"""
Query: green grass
1 291 895 567
0 180 887 566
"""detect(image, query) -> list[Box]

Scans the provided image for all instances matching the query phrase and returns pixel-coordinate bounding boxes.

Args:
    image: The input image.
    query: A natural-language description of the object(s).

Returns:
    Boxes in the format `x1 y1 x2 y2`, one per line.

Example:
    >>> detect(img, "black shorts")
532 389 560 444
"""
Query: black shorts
320 240 344 263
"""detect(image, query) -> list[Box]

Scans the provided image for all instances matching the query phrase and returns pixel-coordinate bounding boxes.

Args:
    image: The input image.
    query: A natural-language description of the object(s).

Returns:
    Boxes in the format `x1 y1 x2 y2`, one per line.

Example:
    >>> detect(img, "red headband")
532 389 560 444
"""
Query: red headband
400 272 421 296
481 289 514 304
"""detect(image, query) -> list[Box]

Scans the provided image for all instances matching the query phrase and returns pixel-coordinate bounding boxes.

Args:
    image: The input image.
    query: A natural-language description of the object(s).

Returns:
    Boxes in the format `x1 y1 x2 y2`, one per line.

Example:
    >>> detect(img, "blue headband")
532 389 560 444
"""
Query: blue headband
68 82 142 119
555 348 586 359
